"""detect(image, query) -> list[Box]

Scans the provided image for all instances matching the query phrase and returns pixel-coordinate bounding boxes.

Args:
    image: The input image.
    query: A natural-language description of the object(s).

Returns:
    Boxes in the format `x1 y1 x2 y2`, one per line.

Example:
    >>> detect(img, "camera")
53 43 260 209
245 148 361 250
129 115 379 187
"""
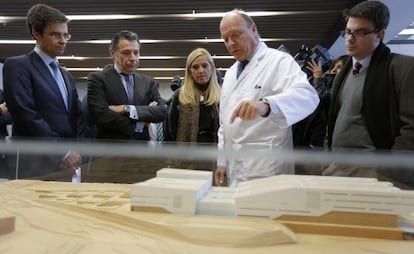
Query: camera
170 75 182 91
293 44 333 79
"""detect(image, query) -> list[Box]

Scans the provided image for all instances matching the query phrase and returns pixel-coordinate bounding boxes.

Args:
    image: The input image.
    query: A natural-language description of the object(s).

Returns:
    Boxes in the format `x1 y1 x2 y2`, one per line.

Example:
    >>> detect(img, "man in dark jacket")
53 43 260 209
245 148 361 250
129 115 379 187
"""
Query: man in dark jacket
0 89 12 138
3 4 90 179
0 89 12 178
323 1 414 189
87 30 167 141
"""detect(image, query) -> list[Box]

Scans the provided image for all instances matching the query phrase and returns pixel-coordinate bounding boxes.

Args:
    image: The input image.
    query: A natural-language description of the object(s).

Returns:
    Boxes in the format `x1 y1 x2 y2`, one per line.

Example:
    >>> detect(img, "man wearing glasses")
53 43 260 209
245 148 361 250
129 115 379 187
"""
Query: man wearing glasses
2 4 89 179
324 1 414 189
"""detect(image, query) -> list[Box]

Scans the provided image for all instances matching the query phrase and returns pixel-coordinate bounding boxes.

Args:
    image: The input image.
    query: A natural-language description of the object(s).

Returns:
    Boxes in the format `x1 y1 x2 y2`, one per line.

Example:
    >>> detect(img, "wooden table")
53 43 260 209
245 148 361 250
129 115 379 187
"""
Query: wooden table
0 180 413 253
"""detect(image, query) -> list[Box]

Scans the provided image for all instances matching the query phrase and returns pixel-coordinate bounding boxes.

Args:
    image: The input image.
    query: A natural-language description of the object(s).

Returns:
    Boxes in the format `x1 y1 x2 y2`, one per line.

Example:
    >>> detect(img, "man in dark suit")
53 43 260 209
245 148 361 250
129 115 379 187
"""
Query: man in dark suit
2 4 89 179
87 30 167 140
0 89 12 138
0 89 12 178
324 1 414 188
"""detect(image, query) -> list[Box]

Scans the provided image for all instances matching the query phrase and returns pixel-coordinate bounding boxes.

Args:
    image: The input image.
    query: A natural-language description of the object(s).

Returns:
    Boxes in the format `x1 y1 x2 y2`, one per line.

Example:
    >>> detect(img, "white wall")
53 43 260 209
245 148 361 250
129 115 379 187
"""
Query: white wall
387 44 414 56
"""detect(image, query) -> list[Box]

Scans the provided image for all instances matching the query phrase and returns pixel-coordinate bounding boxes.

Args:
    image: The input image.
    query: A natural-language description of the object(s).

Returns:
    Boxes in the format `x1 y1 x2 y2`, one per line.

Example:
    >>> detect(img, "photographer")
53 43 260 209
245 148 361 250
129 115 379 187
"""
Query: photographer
293 55 348 175
306 55 348 120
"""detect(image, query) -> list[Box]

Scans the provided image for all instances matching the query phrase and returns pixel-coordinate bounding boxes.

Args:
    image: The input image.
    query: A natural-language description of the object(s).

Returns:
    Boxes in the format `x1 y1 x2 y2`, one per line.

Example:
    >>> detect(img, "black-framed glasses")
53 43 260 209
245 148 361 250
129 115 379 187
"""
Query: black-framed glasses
48 32 72 41
340 29 379 38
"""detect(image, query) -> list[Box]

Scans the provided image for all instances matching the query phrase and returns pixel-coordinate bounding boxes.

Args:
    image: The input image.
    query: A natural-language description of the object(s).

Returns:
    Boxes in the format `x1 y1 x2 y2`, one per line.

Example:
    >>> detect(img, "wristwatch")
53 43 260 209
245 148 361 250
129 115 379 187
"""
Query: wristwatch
260 98 271 117
123 105 131 114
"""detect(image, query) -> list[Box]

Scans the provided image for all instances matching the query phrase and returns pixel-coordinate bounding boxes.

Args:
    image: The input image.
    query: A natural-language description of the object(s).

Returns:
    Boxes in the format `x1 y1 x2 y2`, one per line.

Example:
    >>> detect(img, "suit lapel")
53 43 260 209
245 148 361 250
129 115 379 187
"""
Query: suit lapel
133 74 140 105
61 70 73 111
29 51 68 110
133 74 150 105
107 68 129 104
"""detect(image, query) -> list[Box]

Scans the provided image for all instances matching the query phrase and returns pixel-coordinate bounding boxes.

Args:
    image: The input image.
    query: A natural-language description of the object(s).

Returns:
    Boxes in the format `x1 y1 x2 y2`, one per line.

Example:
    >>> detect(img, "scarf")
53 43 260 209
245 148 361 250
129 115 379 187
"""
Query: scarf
176 97 200 143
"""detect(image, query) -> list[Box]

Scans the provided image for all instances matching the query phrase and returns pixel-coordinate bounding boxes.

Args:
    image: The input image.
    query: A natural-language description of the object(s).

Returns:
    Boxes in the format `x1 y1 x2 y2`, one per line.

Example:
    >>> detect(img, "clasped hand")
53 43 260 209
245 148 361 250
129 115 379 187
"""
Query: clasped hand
59 151 82 171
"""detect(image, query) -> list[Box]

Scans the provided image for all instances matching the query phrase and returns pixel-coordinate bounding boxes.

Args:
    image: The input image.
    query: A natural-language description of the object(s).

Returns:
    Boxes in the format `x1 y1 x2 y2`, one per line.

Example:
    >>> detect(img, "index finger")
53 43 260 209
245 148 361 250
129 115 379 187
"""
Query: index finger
230 104 241 123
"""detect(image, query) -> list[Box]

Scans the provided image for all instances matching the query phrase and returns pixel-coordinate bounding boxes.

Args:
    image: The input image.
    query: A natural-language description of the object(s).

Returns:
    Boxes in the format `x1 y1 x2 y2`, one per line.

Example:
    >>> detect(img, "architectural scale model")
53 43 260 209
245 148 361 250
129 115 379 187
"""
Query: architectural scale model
131 169 414 219
131 169 414 239
131 168 213 214
235 174 414 219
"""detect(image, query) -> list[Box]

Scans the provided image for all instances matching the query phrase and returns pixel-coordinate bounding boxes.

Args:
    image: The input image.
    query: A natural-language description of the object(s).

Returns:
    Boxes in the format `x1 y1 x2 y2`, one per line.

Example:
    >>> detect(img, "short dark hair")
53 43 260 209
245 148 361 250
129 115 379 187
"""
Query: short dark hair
329 55 349 71
343 1 389 30
27 4 68 38
110 30 140 51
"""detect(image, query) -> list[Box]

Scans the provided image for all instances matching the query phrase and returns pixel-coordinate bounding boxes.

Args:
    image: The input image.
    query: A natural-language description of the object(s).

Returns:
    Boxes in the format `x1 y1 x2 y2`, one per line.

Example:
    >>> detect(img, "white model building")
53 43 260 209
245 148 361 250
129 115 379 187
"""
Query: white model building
235 174 414 220
131 168 212 214
131 169 414 222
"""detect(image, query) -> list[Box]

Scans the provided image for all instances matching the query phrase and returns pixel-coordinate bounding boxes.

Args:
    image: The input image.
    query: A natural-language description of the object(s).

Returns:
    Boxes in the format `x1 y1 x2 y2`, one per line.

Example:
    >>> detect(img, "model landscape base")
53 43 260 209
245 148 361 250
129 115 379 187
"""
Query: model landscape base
0 216 15 235
0 179 296 248
275 211 403 240
1 179 414 252
131 168 414 240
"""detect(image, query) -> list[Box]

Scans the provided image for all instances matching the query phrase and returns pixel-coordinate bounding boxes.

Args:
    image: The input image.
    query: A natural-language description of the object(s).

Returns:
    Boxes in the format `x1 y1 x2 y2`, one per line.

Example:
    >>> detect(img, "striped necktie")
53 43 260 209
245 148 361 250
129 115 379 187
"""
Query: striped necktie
157 122 164 142
353 62 363 75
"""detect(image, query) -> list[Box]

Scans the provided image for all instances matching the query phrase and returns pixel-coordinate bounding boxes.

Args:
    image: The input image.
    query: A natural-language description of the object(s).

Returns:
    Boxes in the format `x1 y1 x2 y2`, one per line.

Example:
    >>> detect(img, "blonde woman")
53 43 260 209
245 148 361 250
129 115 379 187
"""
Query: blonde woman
168 48 221 143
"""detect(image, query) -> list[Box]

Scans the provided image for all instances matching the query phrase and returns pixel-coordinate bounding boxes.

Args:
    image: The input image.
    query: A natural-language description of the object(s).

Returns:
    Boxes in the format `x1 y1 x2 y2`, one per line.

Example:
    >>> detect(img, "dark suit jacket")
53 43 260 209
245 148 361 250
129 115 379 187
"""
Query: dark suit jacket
2 51 89 179
327 44 414 188
0 89 12 138
87 65 167 140
3 51 88 139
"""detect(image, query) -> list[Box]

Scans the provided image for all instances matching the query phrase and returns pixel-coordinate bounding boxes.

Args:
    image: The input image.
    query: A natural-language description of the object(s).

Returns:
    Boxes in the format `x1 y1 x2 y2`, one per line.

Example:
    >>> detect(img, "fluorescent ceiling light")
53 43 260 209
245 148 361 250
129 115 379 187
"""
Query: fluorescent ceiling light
75 38 293 44
1 10 336 23
67 67 186 72
0 40 35 44
398 28 414 35
0 16 25 22
67 14 137 20
58 56 186 60
68 67 228 71
66 11 293 20
0 37 295 45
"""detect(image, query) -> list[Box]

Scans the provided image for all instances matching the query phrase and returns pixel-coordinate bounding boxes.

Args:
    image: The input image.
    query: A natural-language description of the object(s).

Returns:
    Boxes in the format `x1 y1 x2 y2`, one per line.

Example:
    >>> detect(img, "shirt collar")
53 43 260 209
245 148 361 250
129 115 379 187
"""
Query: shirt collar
113 63 135 77
242 41 262 63
34 46 57 66
352 54 372 73
113 63 123 76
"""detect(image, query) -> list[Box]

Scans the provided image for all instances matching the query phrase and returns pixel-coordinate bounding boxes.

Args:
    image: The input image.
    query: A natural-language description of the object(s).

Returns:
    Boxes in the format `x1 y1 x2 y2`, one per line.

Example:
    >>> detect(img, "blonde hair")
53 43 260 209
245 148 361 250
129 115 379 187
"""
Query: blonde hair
179 48 221 106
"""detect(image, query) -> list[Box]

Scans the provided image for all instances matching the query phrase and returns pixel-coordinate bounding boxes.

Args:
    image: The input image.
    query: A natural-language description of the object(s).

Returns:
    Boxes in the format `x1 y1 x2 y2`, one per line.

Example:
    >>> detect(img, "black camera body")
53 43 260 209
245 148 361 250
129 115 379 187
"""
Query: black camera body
170 75 182 91
293 44 333 79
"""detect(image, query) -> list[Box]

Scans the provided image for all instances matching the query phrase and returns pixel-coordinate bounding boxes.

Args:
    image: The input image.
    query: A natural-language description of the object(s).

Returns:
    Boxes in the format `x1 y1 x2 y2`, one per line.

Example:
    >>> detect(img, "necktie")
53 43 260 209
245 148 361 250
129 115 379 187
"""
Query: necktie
122 74 135 104
157 122 164 142
353 62 363 75
49 61 68 109
237 60 249 79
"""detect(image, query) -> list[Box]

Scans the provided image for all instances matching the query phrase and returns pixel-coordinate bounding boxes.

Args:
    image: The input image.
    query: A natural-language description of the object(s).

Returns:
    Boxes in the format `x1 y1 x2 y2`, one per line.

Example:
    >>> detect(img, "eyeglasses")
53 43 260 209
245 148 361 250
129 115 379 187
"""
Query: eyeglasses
48 32 72 41
340 29 379 38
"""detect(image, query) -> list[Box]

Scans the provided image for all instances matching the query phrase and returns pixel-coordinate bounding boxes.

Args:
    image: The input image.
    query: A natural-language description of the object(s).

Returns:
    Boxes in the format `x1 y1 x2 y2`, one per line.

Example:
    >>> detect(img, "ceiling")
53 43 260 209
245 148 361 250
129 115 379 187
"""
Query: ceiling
0 0 363 82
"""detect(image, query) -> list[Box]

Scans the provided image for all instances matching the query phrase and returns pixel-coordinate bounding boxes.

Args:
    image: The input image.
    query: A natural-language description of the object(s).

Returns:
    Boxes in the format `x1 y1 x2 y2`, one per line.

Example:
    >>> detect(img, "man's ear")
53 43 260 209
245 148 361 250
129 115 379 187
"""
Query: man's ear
32 28 40 40
377 29 385 41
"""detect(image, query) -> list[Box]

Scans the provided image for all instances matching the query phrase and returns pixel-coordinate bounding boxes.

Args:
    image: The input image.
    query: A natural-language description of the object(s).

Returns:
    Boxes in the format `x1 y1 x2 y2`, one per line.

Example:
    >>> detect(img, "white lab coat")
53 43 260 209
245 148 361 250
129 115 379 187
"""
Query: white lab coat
218 42 319 186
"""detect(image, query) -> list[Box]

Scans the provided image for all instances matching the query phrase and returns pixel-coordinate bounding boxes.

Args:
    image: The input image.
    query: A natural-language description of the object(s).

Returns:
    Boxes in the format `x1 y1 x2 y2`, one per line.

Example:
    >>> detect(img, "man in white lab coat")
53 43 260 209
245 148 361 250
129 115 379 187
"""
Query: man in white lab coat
214 9 319 187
